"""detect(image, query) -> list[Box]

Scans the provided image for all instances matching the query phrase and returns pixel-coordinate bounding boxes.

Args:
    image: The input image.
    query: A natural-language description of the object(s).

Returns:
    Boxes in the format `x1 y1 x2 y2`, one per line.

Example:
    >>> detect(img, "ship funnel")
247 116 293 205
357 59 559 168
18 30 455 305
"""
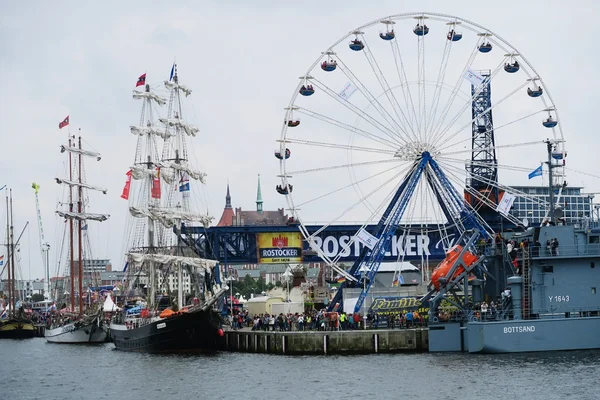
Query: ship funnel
507 276 523 320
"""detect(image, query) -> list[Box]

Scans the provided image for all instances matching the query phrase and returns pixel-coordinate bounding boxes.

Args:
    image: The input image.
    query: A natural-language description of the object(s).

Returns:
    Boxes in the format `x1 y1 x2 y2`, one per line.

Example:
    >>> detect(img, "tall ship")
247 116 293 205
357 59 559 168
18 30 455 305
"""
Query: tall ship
426 142 600 353
0 189 36 339
45 132 110 343
109 66 227 353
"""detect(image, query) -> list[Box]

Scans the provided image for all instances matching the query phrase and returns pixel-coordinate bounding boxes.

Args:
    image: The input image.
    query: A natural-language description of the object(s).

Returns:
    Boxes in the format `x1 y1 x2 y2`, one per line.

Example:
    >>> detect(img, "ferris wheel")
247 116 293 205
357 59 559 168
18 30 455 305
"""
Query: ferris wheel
277 12 565 271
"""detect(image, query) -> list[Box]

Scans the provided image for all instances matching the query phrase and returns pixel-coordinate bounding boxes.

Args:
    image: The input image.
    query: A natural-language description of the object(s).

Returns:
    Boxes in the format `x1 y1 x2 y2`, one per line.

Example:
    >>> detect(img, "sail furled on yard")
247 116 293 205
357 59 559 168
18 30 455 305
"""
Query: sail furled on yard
164 80 192 97
56 211 109 222
127 253 217 270
157 160 206 184
55 178 108 194
132 89 167 106
129 206 213 228
158 117 199 137
60 145 102 161
130 125 173 140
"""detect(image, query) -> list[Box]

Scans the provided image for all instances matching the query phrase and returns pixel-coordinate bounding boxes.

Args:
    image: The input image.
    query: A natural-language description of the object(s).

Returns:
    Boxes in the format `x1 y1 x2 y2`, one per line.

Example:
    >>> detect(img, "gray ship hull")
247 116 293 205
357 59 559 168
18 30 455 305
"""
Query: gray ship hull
467 317 600 353
429 317 600 353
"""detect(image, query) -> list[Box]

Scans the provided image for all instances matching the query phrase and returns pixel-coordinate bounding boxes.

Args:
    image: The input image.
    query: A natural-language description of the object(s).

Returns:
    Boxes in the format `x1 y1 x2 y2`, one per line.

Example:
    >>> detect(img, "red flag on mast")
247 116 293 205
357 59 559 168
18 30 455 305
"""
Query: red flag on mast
121 170 132 200
58 116 69 129
136 73 146 87
151 168 161 199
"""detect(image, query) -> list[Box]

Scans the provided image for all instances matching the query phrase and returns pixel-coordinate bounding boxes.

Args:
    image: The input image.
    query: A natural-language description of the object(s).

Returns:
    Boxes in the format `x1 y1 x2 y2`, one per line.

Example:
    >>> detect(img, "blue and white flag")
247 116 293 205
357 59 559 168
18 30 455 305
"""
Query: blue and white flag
528 165 543 179
179 173 190 198
169 63 175 81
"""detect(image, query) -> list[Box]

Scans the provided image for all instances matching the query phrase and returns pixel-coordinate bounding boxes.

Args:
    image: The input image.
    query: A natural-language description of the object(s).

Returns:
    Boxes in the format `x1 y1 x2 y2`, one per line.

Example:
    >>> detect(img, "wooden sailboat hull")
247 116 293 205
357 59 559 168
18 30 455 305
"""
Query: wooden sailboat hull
45 320 107 344
0 319 36 339
110 309 222 353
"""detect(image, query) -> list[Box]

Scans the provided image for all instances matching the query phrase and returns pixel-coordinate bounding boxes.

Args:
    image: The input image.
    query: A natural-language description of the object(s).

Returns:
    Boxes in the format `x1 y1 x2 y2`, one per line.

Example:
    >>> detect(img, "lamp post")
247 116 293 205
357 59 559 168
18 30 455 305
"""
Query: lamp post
113 286 120 306
226 276 234 316
359 265 368 330
282 268 292 302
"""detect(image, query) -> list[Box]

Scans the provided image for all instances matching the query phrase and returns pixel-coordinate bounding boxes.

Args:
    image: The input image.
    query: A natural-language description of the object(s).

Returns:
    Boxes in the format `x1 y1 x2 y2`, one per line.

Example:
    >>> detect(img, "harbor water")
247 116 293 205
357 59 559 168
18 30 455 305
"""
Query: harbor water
1 338 599 400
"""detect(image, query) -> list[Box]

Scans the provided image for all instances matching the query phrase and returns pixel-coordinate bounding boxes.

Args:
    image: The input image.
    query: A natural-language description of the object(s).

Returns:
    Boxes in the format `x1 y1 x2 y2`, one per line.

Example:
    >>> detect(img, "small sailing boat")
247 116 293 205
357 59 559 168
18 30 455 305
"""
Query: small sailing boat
0 189 36 339
110 66 228 353
45 133 110 344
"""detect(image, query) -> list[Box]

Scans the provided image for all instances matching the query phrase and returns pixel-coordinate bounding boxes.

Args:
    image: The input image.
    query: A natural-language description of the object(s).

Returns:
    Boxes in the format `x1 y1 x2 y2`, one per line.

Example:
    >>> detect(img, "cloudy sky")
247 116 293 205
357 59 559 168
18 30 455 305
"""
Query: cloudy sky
1 0 599 281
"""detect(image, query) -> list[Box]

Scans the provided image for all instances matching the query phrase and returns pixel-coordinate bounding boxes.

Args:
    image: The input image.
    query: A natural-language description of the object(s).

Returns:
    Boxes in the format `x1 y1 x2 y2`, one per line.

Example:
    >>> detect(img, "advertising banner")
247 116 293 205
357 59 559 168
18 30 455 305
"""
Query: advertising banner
257 232 303 264
369 296 429 315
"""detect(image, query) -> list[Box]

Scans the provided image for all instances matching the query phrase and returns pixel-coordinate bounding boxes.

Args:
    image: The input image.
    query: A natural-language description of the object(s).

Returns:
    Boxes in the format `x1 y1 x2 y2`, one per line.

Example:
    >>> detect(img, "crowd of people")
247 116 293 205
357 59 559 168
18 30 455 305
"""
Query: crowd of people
226 308 427 331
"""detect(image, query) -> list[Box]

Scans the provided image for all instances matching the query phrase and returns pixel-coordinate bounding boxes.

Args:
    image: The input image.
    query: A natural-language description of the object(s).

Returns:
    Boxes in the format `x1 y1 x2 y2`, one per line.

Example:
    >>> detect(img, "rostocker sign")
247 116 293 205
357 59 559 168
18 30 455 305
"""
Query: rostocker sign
257 232 303 264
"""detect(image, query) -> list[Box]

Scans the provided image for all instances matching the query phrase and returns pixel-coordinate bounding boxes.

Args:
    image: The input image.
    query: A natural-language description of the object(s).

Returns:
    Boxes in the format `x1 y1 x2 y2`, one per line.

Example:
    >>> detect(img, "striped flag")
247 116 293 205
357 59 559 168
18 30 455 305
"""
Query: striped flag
0 254 4 266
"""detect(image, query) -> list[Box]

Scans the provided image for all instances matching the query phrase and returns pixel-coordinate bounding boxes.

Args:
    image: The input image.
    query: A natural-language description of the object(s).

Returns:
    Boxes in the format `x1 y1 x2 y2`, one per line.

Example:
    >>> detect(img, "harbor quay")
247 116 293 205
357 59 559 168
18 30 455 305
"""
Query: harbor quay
219 327 428 355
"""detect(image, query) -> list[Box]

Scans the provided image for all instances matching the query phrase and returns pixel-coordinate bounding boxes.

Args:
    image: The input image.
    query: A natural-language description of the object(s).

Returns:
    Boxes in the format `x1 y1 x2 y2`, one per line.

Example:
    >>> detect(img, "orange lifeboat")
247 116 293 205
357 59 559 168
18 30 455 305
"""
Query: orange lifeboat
431 245 479 290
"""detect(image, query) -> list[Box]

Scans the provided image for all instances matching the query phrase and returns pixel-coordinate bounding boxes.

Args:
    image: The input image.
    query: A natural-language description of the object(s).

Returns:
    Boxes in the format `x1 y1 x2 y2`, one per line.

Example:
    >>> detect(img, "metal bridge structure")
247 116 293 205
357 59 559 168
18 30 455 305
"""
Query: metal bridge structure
180 221 460 266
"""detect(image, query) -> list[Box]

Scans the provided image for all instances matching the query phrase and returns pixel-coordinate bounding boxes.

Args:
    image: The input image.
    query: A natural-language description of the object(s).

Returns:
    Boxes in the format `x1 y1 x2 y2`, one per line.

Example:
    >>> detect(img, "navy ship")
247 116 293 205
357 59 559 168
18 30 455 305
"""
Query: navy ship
425 145 600 353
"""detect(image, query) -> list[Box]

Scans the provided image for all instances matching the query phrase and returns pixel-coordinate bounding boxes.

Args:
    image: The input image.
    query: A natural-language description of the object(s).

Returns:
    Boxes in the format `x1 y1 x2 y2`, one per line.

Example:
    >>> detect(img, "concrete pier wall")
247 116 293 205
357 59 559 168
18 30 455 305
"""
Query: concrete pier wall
221 328 428 355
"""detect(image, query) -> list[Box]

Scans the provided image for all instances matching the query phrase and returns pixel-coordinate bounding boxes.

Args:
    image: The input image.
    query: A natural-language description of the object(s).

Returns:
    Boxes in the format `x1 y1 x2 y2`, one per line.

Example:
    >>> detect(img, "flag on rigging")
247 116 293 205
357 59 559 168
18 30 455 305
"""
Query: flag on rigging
338 81 358 100
151 168 161 199
0 254 4 266
496 192 517 216
136 73 146 87
464 68 485 87
169 63 175 81
392 274 404 287
354 227 378 250
528 165 543 179
58 116 69 129
121 170 132 200
179 173 190 197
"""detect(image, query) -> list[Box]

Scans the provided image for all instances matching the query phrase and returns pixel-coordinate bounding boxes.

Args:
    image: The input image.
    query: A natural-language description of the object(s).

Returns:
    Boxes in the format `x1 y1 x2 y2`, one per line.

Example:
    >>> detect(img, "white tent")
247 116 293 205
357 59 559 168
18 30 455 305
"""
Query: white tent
103 293 121 312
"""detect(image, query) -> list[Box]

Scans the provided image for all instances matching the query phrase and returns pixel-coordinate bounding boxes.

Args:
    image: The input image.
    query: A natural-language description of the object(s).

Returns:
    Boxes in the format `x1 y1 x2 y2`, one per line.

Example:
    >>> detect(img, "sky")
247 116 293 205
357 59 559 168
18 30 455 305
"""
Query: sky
1 0 600 281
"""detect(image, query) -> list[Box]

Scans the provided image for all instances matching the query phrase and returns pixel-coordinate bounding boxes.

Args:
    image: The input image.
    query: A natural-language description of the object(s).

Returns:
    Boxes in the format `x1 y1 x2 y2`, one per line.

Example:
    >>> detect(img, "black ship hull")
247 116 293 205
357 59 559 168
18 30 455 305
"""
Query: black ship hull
0 318 36 339
110 309 222 353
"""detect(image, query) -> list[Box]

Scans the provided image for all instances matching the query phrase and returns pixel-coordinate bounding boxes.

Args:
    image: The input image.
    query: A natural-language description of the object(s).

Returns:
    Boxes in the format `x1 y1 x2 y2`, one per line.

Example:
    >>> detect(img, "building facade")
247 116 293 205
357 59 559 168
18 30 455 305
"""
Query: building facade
509 186 594 225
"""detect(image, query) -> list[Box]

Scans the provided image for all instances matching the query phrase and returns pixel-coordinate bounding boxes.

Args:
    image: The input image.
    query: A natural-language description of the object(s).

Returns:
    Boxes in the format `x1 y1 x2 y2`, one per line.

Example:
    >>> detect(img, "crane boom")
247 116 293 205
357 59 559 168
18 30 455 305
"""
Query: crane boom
32 182 51 300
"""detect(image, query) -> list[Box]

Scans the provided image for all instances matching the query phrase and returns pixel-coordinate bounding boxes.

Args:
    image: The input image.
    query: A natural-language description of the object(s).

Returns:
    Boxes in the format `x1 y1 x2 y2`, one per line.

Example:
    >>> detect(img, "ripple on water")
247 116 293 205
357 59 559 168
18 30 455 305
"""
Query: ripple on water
1 338 600 400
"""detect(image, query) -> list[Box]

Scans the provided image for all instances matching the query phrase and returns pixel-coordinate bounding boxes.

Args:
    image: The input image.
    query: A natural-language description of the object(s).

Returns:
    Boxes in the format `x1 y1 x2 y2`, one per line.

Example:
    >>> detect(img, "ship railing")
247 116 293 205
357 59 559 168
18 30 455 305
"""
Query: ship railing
528 244 600 258
523 306 600 320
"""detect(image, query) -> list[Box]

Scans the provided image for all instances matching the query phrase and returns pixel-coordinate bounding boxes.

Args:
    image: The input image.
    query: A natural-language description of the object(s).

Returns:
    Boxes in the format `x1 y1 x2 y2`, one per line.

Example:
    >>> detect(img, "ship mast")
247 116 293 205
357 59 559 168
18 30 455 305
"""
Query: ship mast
78 135 84 314
55 131 109 314
68 135 75 312
9 190 16 314
127 82 166 309
159 64 213 309
5 192 12 315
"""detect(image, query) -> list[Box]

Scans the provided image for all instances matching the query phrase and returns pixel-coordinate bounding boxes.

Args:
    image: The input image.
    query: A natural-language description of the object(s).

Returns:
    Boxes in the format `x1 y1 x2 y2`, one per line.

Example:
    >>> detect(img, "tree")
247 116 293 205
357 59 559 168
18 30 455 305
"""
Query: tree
31 293 45 302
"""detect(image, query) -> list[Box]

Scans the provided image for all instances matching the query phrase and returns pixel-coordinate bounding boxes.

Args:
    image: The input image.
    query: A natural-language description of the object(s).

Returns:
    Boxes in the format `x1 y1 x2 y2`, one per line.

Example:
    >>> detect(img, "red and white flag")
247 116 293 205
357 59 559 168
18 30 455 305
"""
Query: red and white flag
136 73 146 87
58 115 69 129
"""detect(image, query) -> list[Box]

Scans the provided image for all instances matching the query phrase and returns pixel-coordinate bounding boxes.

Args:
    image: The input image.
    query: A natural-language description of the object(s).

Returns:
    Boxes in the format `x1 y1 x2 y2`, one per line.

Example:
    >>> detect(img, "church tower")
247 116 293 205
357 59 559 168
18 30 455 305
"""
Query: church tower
217 182 235 226
256 174 263 213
